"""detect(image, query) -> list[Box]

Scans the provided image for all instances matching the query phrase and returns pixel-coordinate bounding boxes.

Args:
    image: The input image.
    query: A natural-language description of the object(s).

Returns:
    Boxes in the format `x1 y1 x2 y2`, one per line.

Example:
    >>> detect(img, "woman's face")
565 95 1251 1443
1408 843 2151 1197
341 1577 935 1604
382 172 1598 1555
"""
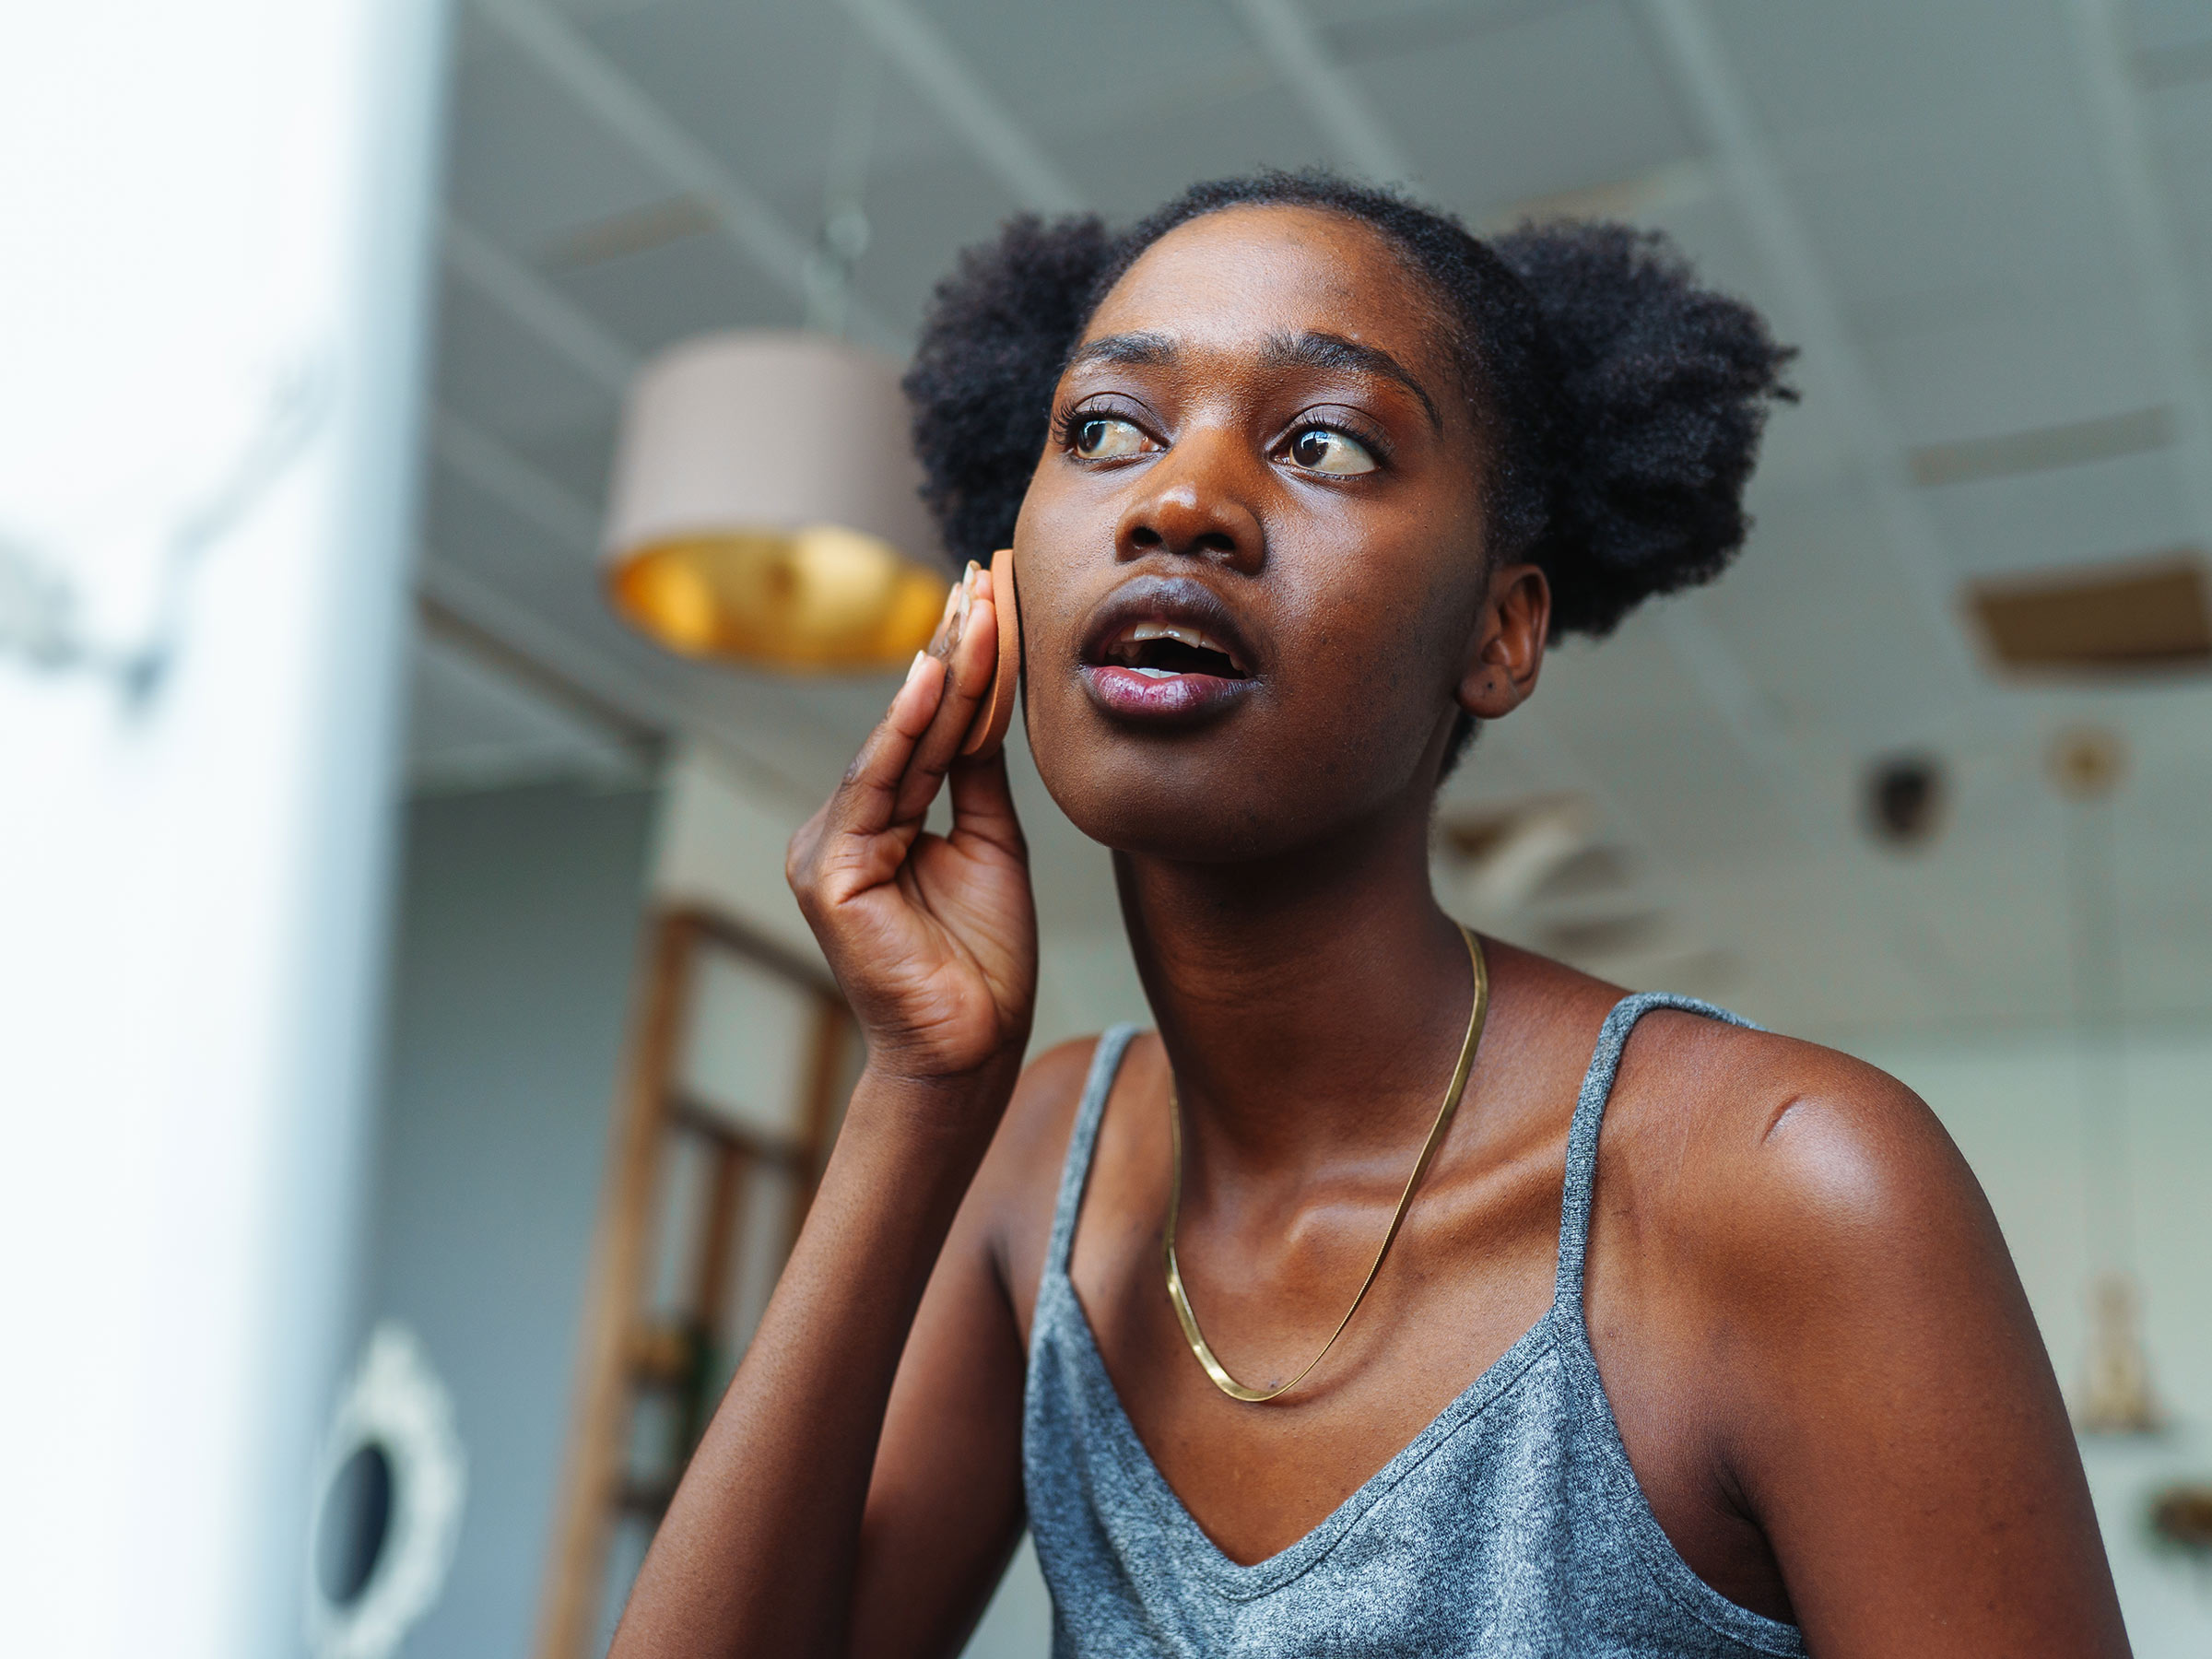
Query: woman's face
1012 204 1541 863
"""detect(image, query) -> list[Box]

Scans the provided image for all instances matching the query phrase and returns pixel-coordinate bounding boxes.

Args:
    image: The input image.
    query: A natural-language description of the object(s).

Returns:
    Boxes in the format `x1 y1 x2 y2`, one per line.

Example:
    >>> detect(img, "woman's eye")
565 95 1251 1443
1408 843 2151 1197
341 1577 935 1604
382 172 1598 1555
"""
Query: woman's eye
1072 416 1150 459
1288 426 1378 476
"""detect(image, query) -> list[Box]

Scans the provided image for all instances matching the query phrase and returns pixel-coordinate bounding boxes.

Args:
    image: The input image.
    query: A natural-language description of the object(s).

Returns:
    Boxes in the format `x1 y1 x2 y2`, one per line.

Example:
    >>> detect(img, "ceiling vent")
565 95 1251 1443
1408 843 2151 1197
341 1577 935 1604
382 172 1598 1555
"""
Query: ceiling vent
1909 406 2172 488
1864 754 1947 849
1964 552 2212 677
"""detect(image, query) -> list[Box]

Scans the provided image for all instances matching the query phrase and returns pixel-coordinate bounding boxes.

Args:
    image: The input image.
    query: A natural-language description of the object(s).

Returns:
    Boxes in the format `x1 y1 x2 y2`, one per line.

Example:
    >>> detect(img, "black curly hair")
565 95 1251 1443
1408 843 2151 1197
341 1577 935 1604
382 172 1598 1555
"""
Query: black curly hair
902 166 1794 665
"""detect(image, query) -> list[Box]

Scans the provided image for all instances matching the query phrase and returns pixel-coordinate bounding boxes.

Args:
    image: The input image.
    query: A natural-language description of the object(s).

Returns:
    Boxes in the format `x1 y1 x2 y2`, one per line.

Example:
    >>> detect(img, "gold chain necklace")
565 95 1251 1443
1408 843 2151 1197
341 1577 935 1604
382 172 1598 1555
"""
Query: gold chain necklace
1163 924 1490 1404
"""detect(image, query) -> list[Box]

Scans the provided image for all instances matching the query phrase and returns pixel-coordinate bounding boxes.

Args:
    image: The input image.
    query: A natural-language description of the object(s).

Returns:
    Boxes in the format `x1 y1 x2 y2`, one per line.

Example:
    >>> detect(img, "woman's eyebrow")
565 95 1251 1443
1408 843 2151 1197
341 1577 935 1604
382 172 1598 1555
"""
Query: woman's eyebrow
1259 331 1441 431
1065 328 1441 431
1065 331 1178 372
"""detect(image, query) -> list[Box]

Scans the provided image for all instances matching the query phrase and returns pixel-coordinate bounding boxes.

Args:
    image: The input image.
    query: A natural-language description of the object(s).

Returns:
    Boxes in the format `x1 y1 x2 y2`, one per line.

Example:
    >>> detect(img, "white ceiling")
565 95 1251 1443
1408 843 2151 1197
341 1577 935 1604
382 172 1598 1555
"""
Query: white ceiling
409 0 2212 1041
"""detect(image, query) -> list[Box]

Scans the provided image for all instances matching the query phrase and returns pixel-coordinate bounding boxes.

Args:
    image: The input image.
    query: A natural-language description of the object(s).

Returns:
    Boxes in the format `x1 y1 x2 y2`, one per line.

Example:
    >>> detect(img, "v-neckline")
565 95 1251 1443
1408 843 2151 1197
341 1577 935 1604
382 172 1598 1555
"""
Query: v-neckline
1047 1268 1566 1598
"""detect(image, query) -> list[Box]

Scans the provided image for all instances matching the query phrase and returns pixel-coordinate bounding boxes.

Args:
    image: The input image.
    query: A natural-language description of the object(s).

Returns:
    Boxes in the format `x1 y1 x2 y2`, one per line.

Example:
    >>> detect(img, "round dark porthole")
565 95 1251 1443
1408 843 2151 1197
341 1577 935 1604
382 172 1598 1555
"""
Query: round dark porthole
315 1440 395 1608
304 1324 466 1659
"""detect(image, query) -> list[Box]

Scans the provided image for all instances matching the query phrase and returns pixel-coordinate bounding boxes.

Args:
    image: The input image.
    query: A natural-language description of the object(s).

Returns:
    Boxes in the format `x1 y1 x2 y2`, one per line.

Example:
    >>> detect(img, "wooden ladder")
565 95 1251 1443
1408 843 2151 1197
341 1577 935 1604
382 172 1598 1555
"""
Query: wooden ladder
535 904 853 1659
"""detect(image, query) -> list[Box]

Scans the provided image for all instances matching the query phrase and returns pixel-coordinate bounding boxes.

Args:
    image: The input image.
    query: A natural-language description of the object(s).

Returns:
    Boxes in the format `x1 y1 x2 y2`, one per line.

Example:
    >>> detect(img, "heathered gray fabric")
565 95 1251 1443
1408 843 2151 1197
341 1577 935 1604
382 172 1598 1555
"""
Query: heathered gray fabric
1022 998 1808 1658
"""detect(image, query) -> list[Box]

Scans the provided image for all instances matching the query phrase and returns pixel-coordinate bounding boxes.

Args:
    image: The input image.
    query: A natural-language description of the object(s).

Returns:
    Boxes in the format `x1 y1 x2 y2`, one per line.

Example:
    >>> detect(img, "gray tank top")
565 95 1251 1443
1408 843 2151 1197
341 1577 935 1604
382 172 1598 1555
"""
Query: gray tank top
1021 994 1809 1657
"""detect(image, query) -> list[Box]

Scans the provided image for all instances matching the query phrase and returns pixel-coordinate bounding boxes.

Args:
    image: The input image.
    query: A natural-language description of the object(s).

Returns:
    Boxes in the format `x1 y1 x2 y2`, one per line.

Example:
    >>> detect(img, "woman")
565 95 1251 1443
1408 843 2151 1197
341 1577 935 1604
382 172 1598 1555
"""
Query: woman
613 174 2126 1656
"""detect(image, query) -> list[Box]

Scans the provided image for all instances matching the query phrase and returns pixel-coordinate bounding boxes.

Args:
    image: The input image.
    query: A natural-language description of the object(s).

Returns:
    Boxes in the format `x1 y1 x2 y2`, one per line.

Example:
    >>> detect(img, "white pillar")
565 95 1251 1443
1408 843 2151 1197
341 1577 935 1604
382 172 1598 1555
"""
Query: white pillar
0 2 449 1654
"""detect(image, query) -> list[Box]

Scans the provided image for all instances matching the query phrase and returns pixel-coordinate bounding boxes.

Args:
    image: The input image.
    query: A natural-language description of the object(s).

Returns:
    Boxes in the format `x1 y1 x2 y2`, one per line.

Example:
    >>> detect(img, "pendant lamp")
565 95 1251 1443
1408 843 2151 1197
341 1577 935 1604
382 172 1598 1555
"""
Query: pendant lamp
601 331 947 671
2050 727 2163 1435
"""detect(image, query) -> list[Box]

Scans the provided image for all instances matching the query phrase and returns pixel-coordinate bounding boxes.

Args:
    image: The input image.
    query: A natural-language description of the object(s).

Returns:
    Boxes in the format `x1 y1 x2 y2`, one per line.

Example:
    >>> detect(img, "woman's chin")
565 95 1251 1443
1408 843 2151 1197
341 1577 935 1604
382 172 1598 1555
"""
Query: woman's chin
1028 692 1440 866
1034 761 1259 863
1034 761 1339 866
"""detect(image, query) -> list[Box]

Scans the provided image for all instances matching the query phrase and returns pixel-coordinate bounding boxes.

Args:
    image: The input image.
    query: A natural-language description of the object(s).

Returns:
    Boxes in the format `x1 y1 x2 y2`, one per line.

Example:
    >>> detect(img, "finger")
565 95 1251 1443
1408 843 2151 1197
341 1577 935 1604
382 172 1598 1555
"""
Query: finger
947 746 1026 863
921 571 962 657
888 577 995 825
823 648 947 849
891 570 998 825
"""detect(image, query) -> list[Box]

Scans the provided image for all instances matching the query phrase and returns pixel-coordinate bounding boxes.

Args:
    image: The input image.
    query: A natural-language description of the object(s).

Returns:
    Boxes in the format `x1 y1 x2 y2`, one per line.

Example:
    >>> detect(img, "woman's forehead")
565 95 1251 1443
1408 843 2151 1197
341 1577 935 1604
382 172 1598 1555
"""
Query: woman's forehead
1083 205 1445 368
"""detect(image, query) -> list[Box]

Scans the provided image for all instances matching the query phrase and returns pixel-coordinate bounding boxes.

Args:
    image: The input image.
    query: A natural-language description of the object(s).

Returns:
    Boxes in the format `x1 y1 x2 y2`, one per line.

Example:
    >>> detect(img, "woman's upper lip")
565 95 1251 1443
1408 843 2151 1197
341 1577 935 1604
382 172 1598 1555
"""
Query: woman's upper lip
1078 574 1259 676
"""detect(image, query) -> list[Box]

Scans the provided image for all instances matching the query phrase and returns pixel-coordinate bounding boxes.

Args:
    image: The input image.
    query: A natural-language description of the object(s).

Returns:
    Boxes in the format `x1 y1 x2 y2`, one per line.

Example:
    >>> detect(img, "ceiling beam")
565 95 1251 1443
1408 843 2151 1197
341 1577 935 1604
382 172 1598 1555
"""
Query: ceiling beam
417 557 666 722
443 215 640 398
469 0 902 353
2063 0 2212 540
417 586 665 762
433 406 600 552
834 0 1085 214
1633 0 1984 705
1222 0 1418 185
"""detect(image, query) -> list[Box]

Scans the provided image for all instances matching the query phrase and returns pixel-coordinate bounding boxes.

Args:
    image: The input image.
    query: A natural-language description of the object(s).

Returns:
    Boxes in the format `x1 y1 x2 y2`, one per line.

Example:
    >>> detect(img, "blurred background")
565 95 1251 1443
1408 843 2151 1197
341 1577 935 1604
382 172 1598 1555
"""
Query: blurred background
7 0 2212 1654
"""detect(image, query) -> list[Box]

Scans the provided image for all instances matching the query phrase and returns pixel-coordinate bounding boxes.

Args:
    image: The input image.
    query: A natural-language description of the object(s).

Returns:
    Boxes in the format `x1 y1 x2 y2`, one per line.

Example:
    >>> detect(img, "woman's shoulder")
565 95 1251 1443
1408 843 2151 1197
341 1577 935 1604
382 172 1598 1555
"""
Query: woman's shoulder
991 1030 1123 1170
1590 995 2104 1639
965 1030 1149 1322
1602 999 2002 1334
1614 1004 1959 1202
1488 942 1974 1283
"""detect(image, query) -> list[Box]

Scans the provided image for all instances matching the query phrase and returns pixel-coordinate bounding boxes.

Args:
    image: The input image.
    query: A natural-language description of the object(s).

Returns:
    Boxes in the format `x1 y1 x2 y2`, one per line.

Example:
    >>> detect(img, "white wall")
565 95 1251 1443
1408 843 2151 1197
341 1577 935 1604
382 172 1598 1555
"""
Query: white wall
649 741 1151 1056
365 782 659 1659
0 4 447 1654
650 740 829 965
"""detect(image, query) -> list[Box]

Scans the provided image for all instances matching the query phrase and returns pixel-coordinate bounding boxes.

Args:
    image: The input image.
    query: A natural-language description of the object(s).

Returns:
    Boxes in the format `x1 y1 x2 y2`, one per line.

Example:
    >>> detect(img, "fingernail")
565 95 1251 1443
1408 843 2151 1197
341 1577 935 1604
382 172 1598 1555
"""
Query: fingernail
957 580 972 627
935 581 960 628
964 559 982 590
904 649 929 687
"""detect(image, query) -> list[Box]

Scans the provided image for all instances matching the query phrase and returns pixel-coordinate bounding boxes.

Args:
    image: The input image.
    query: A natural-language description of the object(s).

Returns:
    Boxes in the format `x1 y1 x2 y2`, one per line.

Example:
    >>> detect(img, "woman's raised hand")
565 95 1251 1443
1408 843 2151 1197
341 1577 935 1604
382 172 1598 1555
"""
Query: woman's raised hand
618 565 1035 1659
787 561 1037 1088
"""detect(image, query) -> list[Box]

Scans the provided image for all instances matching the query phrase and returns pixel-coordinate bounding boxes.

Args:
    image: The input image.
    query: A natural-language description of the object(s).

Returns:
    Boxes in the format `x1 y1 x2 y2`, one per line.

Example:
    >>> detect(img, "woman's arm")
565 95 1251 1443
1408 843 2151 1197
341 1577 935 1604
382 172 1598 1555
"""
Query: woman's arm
611 568 1039 1659
846 1039 1102 1657
1694 1041 2129 1655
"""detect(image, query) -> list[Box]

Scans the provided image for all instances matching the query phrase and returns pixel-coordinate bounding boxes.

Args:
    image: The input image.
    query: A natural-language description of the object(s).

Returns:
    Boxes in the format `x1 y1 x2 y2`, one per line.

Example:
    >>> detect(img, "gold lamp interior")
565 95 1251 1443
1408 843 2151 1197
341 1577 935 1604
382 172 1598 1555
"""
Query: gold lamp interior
607 523 947 671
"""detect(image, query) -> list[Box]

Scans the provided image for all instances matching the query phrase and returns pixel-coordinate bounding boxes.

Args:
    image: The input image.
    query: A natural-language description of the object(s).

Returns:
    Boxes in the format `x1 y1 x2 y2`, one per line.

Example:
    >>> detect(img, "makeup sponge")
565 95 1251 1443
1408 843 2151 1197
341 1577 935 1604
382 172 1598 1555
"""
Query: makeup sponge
960 547 1021 759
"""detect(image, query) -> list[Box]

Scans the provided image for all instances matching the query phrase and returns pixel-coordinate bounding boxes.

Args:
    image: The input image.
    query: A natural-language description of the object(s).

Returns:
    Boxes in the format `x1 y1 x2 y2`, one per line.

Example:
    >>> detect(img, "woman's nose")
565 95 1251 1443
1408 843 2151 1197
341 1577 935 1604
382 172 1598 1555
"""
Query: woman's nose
1113 431 1264 573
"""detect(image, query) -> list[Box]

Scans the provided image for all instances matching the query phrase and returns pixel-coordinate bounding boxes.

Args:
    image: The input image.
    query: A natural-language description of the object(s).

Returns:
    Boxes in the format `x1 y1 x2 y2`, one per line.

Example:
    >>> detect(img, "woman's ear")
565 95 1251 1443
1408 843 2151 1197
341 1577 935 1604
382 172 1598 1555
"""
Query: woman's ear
1456 562 1548 719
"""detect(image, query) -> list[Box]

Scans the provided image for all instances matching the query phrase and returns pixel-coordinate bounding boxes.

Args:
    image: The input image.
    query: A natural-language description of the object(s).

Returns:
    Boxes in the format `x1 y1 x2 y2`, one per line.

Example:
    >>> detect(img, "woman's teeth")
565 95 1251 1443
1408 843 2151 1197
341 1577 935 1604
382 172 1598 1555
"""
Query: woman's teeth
1129 620 1222 652
1132 623 1220 650
1084 613 1256 720
1108 618 1241 676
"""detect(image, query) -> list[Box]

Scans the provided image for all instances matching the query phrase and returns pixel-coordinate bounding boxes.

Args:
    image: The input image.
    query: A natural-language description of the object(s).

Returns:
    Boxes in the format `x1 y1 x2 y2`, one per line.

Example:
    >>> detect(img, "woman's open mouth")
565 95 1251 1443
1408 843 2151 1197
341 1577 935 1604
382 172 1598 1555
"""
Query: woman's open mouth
1078 580 1258 725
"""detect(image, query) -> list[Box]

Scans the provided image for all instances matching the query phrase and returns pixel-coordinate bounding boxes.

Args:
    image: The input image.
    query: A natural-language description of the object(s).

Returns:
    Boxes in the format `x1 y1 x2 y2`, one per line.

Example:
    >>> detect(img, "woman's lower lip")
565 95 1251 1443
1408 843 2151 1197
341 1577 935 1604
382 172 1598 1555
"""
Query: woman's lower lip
1081 663 1253 723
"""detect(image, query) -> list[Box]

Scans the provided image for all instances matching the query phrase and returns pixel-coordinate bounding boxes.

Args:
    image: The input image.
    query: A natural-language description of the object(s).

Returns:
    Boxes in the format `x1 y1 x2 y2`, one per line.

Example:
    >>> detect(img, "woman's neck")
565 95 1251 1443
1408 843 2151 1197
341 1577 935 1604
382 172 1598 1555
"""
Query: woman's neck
1113 799 1478 1172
